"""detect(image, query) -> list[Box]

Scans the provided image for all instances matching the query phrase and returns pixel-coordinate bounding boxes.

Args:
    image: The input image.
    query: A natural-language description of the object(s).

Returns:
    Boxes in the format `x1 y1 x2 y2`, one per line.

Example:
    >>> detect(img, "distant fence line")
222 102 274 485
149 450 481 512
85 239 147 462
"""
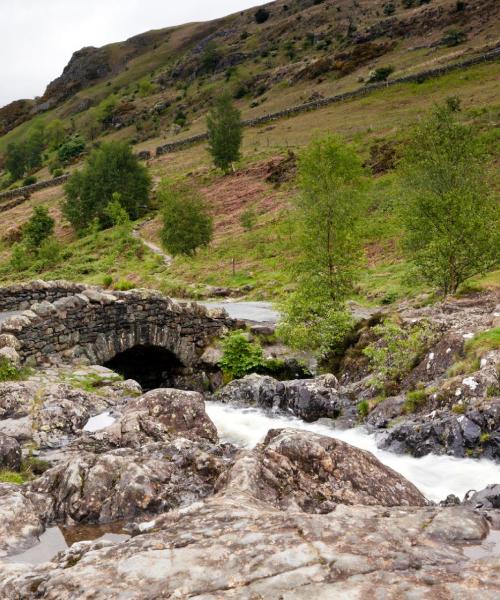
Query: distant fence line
1 47 498 202
156 47 500 156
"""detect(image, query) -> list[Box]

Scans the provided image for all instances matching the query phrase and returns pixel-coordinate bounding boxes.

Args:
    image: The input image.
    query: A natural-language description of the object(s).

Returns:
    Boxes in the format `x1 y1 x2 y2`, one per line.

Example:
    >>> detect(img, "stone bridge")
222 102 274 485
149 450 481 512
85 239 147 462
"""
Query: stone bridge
0 281 235 390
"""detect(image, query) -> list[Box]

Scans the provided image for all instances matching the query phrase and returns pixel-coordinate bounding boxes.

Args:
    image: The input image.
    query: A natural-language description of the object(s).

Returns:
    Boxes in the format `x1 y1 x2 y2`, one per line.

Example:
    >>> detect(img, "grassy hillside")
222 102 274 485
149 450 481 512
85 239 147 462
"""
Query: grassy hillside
0 0 498 304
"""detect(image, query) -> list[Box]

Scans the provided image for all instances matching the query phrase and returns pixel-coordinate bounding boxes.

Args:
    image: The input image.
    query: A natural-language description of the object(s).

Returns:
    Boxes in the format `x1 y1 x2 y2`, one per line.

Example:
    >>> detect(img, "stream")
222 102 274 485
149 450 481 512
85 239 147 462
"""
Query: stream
205 401 500 503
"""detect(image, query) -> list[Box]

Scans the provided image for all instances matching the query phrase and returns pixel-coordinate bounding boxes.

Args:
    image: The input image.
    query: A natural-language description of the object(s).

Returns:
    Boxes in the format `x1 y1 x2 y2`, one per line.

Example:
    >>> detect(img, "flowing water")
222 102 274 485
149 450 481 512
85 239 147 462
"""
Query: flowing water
205 401 500 503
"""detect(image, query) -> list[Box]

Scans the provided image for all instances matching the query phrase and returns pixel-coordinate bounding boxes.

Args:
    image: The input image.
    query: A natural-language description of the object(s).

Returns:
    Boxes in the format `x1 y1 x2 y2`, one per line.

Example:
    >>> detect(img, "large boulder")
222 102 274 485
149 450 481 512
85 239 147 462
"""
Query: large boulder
1 494 493 599
79 388 218 450
0 433 21 471
216 373 345 422
219 428 427 510
465 484 500 509
30 439 233 525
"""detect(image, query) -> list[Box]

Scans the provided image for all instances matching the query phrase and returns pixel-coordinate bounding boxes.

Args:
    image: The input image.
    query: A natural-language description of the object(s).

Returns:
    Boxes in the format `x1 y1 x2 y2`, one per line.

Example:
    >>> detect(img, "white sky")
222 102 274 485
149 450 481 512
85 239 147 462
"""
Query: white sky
0 0 268 108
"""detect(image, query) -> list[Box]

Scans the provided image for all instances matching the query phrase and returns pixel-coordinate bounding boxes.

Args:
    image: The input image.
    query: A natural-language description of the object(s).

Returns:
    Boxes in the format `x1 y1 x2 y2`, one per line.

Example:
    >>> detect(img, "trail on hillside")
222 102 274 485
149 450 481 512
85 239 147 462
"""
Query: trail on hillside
132 222 172 267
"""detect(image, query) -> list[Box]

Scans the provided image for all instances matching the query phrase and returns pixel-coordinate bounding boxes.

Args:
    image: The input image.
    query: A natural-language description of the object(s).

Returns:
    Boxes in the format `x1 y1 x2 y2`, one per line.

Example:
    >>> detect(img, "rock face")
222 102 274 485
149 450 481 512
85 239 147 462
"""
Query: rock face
1 494 495 599
216 373 345 422
30 439 232 525
466 484 500 509
0 432 21 470
219 428 426 511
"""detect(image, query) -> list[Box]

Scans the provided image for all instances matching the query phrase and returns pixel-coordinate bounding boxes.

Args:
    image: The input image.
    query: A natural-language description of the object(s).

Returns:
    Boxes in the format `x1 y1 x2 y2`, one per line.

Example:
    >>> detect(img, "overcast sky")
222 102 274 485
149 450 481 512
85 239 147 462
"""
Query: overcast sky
0 0 268 108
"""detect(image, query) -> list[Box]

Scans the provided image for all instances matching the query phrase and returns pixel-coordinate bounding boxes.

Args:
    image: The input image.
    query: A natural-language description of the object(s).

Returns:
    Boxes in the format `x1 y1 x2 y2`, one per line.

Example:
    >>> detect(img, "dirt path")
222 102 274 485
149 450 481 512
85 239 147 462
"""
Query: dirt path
132 222 172 267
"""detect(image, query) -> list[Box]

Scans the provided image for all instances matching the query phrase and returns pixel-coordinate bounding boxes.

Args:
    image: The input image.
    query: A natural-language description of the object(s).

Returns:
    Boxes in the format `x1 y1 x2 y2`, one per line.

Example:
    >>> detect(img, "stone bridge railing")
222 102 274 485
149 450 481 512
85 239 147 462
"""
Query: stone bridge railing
0 280 88 312
0 284 234 382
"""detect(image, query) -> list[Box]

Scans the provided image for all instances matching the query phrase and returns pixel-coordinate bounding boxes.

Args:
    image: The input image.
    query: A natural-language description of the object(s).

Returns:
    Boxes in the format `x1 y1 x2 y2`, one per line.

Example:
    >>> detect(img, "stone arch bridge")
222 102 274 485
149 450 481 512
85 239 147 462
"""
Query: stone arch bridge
0 281 235 390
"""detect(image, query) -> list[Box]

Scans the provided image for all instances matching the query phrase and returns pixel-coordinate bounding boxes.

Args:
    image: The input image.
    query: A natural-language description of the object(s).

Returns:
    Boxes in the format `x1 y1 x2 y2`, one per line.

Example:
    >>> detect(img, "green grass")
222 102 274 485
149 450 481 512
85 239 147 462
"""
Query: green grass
403 389 428 414
0 470 26 484
465 327 500 357
0 358 32 382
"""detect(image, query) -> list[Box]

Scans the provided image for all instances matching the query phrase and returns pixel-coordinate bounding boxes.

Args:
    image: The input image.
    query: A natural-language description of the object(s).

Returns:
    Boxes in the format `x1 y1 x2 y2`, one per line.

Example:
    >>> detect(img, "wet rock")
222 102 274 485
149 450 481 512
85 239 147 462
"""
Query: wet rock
30 439 233 525
0 485 50 558
466 484 500 509
216 373 345 422
219 428 427 510
0 433 21 470
2 494 494 599
79 388 218 450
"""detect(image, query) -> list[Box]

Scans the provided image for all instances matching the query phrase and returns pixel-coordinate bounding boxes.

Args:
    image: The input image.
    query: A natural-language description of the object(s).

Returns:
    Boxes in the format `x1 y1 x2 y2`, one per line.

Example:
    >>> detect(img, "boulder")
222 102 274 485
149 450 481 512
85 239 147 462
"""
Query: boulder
80 388 218 450
216 373 345 422
0 433 21 471
30 439 234 525
465 484 500 509
219 428 427 510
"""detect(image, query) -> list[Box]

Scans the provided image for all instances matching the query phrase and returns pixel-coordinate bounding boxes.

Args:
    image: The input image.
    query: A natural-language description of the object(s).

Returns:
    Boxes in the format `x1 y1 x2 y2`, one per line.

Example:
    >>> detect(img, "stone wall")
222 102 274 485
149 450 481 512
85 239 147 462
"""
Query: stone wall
0 280 88 312
0 175 70 202
156 47 500 156
0 285 234 376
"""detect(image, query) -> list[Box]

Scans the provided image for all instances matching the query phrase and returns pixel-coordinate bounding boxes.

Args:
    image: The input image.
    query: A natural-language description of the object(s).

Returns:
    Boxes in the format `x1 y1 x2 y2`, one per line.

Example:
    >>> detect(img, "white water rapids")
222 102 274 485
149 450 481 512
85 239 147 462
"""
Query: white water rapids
205 401 500 503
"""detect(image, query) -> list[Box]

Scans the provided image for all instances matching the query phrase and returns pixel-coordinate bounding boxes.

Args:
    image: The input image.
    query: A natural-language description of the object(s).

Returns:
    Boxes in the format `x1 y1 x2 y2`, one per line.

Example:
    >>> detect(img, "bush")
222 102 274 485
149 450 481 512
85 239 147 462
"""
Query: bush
441 28 467 47
403 389 428 413
219 331 264 379
367 66 394 83
36 237 62 268
52 168 64 178
101 274 113 288
363 320 436 391
62 141 151 232
58 135 85 164
240 206 257 231
159 181 213 256
255 8 270 23
22 175 37 186
383 3 396 15
0 357 29 382
114 279 135 291
22 206 55 251
357 400 370 418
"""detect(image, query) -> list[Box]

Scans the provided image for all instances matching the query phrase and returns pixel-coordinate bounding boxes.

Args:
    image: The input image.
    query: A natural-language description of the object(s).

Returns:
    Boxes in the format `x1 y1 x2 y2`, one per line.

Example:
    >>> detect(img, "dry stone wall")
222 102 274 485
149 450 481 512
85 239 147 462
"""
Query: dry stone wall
0 283 234 374
0 280 87 312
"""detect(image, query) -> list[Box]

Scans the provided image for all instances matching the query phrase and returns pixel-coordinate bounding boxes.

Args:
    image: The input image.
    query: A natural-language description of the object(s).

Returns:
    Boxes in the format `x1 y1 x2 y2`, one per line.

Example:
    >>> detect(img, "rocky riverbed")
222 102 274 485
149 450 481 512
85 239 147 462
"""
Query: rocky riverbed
0 289 498 597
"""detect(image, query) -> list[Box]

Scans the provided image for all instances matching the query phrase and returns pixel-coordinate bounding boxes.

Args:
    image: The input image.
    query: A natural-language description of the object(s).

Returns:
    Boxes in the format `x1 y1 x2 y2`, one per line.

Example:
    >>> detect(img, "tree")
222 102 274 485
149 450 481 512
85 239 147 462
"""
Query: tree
399 104 499 295
22 206 55 251
62 141 151 232
207 93 242 172
5 142 27 180
277 135 366 355
201 41 221 73
46 119 66 150
159 181 213 256
25 125 45 170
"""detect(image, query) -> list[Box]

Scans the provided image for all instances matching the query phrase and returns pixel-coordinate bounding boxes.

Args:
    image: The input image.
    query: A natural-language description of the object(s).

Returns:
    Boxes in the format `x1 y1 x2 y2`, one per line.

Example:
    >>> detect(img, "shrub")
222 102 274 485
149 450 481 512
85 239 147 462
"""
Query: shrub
403 389 428 413
57 135 85 164
219 331 264 379
207 93 242 172
367 66 394 83
255 8 270 23
357 400 370 418
441 28 467 47
0 357 29 382
22 175 37 186
201 41 221 73
114 279 135 291
52 168 64 177
159 181 213 256
37 237 62 268
9 243 31 271
240 206 257 231
102 274 113 288
62 141 151 232
22 206 55 251
383 3 396 15
362 320 436 391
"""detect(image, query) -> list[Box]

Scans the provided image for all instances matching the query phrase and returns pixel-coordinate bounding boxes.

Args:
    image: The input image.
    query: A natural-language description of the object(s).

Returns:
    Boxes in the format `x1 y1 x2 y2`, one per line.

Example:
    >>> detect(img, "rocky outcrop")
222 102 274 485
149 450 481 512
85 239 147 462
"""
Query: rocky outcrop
1 494 494 599
216 373 347 422
466 484 500 509
219 428 427 511
30 439 232 525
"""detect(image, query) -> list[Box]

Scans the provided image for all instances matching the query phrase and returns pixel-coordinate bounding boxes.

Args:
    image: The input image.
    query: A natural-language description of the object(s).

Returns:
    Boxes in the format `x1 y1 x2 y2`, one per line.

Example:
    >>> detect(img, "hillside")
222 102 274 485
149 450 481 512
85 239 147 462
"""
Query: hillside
0 0 498 302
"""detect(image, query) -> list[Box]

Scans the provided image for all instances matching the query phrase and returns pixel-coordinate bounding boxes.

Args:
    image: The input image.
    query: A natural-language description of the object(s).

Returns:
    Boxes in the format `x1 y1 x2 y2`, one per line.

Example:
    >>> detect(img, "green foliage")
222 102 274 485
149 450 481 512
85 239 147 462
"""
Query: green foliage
441 28 467 47
201 41 222 73
255 8 270 23
46 119 66 149
0 471 25 485
480 432 490 443
114 279 136 291
383 3 396 16
0 357 30 382
37 237 62 268
362 320 435 391
403 389 428 413
137 78 155 97
368 66 394 83
357 400 370 418
57 135 85 164
22 175 37 186
465 328 500 357
102 274 113 287
62 141 151 232
399 104 499 295
207 93 242 172
159 180 213 256
278 135 365 355
22 206 55 251
5 142 28 180
219 331 264 379
240 206 257 231
96 94 118 123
